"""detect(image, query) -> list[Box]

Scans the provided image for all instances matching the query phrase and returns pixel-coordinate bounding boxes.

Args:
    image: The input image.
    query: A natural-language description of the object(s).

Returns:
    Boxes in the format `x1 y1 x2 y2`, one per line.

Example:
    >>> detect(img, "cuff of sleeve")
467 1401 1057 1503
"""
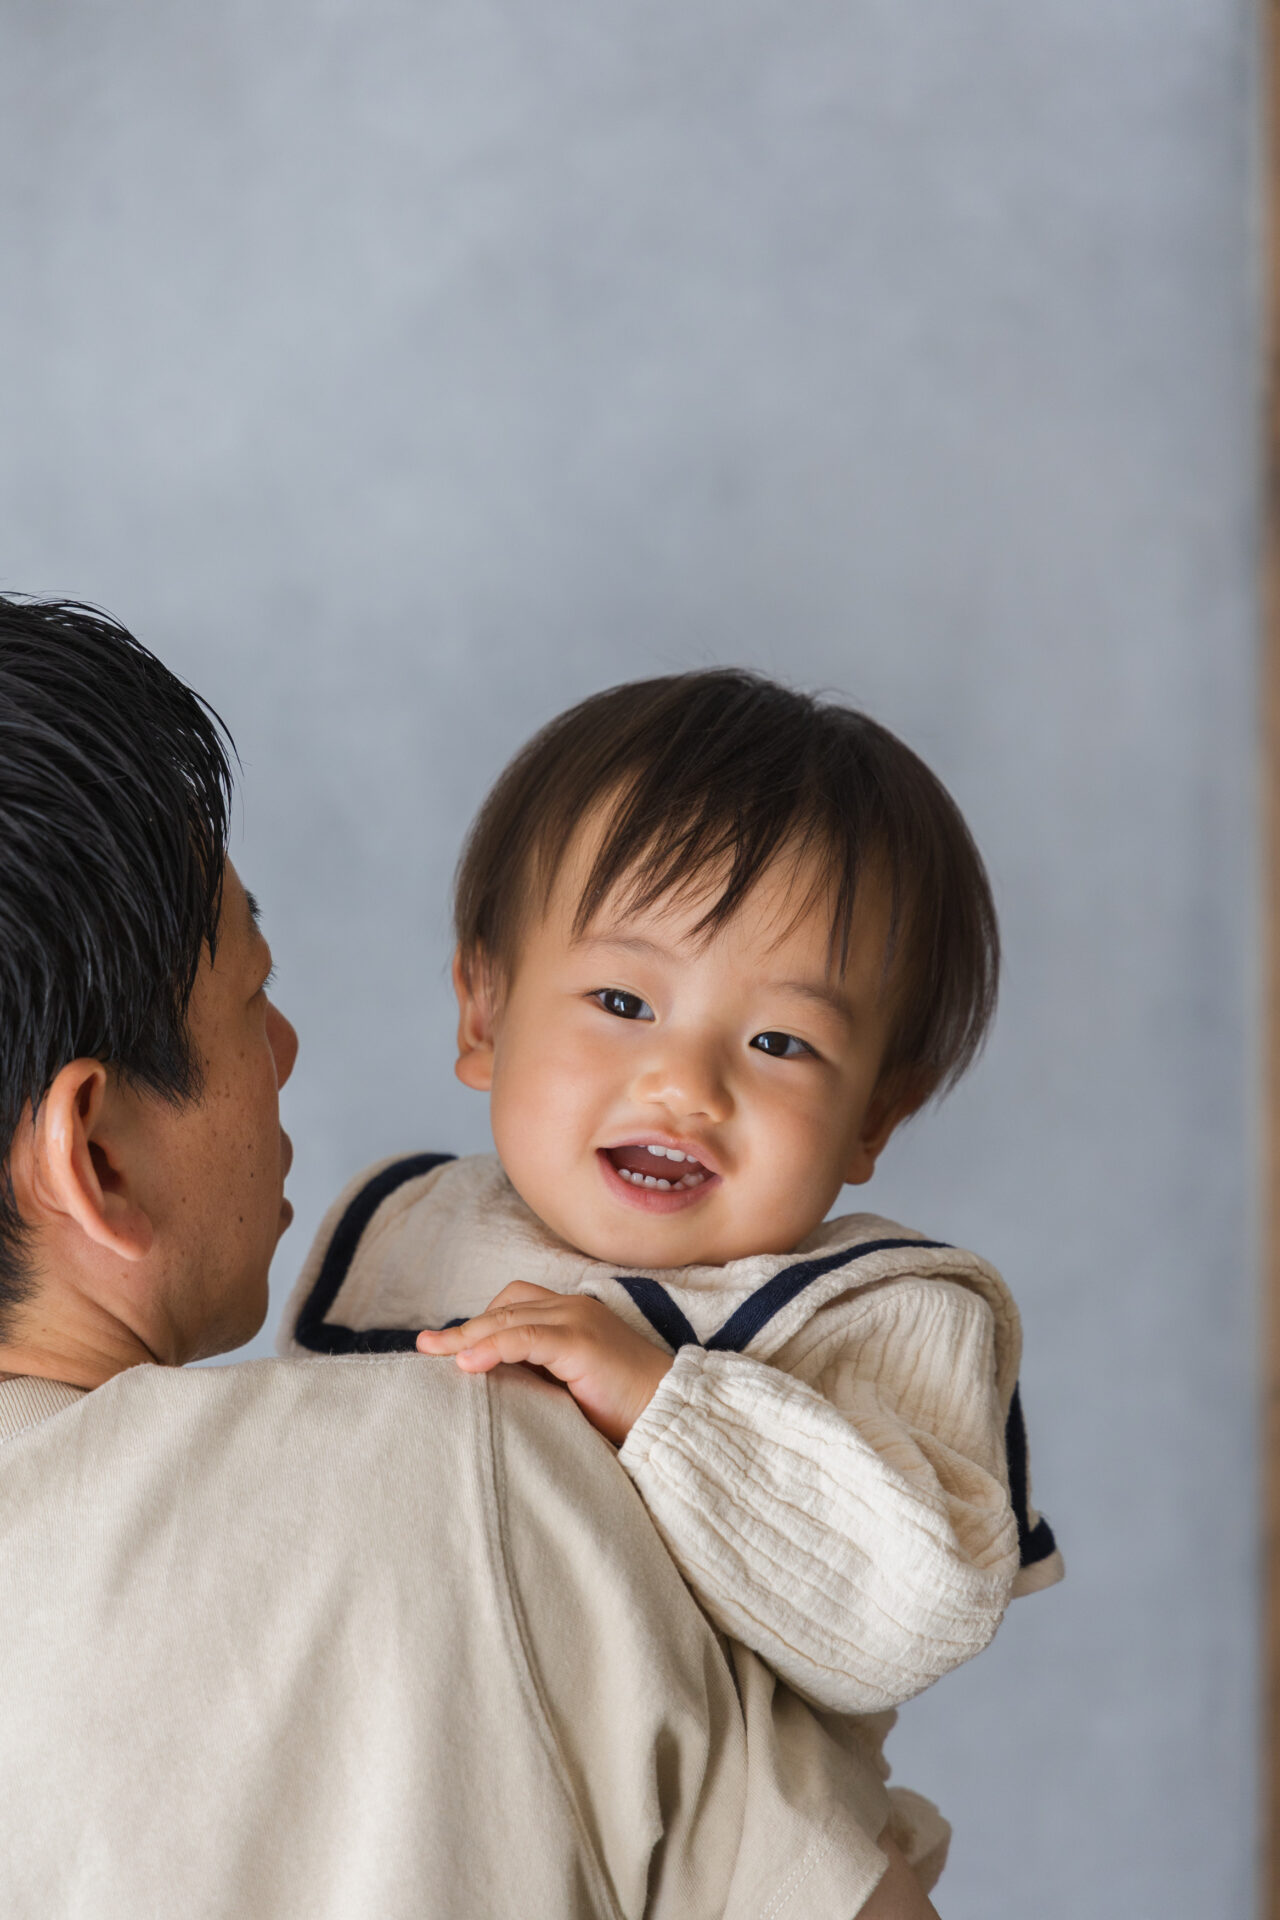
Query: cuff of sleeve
618 1341 711 1472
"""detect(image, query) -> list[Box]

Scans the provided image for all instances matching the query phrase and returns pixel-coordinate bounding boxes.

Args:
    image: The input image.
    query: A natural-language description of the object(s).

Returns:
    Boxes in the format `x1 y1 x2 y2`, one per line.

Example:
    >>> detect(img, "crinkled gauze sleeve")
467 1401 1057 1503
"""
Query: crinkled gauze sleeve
617 1278 1020 1715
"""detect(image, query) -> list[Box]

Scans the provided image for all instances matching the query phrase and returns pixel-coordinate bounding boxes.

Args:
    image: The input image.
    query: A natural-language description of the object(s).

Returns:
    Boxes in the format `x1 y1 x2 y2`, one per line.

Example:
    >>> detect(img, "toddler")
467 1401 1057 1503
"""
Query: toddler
284 669 1062 1914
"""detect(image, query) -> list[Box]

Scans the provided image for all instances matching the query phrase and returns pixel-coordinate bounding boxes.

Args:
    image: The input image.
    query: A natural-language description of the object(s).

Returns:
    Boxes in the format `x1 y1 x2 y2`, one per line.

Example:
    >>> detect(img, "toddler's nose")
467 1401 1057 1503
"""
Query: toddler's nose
629 1038 732 1125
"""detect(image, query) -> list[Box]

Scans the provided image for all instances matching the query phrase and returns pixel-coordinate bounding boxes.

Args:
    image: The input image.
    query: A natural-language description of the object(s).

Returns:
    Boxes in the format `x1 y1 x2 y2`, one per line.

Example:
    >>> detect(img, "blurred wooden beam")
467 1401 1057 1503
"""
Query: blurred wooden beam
1267 10 1280 1915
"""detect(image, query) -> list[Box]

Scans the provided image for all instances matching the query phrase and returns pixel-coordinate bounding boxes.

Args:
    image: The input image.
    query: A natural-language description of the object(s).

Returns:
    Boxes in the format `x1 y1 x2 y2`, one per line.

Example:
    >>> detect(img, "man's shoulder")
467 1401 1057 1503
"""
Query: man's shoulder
1 1353 631 1610
2 1353 491 1510
118 1348 473 1434
74 1349 597 1490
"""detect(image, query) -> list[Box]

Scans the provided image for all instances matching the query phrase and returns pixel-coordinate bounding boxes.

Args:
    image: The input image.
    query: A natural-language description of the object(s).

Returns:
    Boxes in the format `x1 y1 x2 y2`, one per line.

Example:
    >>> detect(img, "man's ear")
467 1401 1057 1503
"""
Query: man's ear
452 949 498 1093
843 1080 921 1188
23 1060 153 1261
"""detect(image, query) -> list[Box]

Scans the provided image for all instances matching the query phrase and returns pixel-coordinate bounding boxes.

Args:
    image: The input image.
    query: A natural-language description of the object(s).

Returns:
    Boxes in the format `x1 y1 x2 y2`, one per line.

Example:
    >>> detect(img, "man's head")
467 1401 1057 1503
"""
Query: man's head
0 598 297 1377
451 669 999 1268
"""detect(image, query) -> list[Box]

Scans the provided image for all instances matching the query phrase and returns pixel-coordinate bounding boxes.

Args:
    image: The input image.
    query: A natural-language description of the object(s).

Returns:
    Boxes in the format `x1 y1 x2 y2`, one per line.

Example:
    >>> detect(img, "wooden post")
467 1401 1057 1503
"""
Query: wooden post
1267 12 1280 1914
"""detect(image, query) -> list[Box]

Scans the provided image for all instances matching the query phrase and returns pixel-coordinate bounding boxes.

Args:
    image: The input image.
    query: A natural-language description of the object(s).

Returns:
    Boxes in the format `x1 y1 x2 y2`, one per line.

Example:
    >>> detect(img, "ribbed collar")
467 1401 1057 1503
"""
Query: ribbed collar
0 1373 87 1443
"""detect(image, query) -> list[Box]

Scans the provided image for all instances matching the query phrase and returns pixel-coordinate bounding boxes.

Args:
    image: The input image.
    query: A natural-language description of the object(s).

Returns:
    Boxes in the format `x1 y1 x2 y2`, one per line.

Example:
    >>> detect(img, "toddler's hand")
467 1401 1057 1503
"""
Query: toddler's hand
415 1283 672 1446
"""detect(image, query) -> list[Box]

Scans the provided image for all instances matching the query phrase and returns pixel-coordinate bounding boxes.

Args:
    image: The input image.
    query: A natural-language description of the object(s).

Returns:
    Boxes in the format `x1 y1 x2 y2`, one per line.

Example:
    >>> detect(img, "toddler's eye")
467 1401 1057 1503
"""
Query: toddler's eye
593 988 655 1021
750 1030 812 1059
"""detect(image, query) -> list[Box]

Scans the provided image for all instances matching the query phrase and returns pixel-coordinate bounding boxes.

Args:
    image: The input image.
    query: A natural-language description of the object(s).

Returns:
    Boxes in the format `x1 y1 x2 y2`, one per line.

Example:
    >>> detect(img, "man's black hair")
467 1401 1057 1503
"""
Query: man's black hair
0 596 235 1328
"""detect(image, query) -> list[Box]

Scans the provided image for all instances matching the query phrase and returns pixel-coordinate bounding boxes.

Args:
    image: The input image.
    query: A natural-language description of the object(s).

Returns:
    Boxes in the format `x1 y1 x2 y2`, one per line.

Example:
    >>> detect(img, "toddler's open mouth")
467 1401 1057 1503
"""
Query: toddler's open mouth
597 1142 718 1211
602 1142 710 1189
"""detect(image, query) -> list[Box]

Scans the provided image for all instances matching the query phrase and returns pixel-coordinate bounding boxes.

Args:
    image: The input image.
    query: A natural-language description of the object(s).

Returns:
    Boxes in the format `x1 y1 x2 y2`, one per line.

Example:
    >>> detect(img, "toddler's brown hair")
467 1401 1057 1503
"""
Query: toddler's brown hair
454 669 998 1109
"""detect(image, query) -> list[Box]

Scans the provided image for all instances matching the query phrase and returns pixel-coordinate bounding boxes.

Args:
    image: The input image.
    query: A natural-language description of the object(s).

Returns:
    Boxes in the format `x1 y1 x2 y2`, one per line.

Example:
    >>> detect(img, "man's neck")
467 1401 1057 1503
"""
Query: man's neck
0 1282 159 1391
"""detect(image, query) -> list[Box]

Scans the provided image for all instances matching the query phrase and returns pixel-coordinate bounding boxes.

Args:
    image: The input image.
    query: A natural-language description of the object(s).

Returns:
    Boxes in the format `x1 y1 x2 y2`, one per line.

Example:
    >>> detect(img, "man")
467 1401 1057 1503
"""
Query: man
0 597 915 1918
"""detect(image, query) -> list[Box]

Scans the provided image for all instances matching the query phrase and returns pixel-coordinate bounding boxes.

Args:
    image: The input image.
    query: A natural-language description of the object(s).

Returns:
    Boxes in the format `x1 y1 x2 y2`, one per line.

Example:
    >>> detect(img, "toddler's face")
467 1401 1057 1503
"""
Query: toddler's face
454 836 907 1269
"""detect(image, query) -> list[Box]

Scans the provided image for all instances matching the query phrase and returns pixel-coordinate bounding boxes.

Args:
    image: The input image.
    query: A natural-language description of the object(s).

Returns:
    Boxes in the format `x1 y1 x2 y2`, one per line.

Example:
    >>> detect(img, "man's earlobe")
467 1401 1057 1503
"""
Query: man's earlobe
452 949 497 1093
26 1061 153 1260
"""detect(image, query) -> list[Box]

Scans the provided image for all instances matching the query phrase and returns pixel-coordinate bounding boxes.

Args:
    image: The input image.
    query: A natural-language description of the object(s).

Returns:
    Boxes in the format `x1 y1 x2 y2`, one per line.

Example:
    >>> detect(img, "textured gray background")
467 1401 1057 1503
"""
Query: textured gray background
0 3 1260 1913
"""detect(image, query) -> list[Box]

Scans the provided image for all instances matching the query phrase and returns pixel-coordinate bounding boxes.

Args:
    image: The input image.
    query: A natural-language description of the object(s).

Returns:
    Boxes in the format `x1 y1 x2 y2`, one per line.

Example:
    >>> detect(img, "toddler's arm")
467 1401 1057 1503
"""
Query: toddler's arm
617 1277 1019 1715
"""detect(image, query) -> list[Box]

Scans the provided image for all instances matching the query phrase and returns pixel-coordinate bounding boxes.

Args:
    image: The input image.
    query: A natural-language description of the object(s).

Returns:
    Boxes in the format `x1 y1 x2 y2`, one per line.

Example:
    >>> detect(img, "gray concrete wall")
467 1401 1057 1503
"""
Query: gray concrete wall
0 4 1259 1913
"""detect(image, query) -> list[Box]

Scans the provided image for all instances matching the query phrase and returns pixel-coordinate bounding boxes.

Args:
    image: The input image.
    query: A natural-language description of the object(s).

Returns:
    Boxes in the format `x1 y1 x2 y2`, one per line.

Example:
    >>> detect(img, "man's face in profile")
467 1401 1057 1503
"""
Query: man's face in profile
139 863 298 1361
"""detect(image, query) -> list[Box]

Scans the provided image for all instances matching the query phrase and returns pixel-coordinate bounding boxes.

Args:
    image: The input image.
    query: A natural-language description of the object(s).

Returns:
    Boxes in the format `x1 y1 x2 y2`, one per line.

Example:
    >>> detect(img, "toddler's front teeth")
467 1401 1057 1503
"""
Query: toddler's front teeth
616 1164 707 1190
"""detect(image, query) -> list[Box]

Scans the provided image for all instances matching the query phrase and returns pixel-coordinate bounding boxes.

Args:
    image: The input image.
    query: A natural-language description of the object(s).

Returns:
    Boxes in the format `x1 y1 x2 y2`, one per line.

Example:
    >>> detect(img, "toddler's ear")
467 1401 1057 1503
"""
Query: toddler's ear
843 1083 917 1187
452 948 497 1092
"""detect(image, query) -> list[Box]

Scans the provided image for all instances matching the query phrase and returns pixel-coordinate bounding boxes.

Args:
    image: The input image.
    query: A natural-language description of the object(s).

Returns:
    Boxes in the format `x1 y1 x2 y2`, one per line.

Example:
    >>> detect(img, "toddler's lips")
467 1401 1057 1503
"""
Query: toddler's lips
597 1145 719 1213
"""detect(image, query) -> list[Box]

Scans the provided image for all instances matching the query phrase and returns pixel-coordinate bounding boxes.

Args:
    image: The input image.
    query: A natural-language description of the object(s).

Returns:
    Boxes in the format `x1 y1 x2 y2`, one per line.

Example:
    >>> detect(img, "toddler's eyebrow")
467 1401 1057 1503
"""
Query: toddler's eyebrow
771 978 853 1021
572 933 669 961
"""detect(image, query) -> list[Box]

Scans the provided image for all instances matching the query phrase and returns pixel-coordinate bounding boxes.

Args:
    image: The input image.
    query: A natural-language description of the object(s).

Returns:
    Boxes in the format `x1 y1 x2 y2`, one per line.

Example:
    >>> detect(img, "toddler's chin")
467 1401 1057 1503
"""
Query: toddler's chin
540 1197 712 1270
512 1165 797 1270
563 1206 747 1273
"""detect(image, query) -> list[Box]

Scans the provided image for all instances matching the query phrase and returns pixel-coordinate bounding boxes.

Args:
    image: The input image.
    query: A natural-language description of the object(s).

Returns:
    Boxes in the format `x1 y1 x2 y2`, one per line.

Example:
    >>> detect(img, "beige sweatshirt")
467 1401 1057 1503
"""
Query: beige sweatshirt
283 1152 1062 1880
0 1355 908 1917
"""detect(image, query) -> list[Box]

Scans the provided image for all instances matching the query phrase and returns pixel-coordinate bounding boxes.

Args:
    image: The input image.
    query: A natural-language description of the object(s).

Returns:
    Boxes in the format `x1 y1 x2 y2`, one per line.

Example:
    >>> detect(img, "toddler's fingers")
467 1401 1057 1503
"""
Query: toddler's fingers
453 1346 504 1374
416 1327 463 1352
452 1320 587 1379
418 1300 577 1355
482 1280 560 1311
